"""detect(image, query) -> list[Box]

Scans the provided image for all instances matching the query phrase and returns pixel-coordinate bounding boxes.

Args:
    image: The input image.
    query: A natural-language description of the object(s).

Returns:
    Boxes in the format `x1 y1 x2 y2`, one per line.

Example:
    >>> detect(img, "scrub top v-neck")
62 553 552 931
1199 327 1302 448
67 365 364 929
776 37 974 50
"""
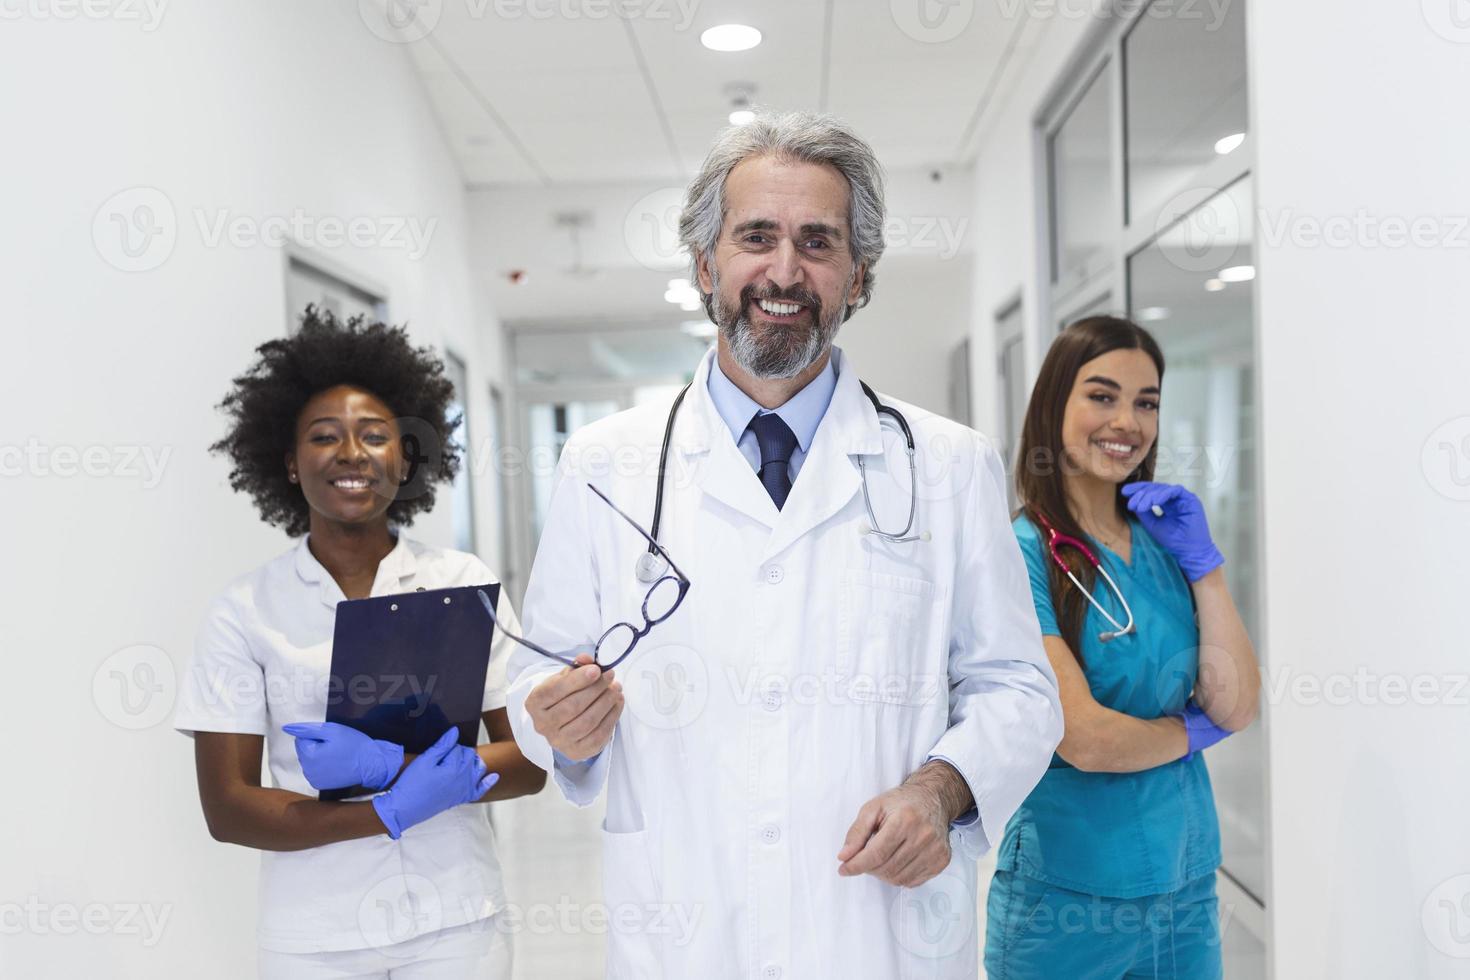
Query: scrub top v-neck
998 515 1222 899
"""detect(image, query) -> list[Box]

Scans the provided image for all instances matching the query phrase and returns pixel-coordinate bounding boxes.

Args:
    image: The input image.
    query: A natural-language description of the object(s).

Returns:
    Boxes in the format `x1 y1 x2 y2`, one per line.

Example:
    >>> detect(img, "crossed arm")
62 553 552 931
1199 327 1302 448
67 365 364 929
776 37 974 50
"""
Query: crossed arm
1049 567 1261 774
193 708 545 851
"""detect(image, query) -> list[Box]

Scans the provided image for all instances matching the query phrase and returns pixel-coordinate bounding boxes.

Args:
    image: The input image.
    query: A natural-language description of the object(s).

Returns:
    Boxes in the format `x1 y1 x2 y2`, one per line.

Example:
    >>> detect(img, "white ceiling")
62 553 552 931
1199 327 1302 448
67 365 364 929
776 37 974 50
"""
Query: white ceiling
372 0 1047 335
393 0 1046 186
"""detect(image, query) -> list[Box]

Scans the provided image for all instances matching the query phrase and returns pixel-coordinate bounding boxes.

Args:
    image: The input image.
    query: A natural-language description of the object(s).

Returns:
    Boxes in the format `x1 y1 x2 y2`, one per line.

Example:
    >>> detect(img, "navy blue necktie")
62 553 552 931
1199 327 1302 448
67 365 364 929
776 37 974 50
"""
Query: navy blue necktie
748 412 797 510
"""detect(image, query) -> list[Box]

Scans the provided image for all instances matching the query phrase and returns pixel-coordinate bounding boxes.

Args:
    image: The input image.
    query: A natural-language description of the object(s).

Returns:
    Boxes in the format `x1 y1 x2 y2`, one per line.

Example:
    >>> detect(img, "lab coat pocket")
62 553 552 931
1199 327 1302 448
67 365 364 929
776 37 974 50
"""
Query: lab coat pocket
600 820 664 980
837 569 945 706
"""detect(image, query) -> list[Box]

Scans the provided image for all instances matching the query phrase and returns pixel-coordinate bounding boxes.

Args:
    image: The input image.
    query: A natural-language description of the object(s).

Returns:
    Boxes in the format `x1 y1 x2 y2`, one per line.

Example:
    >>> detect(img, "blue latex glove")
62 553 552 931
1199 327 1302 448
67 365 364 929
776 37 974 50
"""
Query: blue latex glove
1121 481 1225 582
283 721 405 791
1174 699 1232 760
371 727 498 840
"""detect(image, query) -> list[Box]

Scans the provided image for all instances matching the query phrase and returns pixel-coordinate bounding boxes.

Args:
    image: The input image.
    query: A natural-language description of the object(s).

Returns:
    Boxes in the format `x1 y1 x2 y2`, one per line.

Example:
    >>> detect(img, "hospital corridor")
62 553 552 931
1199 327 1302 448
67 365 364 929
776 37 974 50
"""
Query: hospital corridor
2 1 1467 978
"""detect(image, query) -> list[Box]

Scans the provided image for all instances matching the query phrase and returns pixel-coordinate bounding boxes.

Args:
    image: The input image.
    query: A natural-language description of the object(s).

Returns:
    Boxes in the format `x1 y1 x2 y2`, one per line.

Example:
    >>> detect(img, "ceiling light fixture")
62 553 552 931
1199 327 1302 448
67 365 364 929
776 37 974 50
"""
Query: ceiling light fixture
1214 132 1246 155
701 24 761 52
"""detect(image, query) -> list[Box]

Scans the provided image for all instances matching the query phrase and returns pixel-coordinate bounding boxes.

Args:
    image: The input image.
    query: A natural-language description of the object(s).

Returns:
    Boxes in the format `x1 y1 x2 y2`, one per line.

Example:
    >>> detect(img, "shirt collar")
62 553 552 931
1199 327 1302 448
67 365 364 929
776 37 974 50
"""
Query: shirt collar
293 530 418 600
706 351 839 453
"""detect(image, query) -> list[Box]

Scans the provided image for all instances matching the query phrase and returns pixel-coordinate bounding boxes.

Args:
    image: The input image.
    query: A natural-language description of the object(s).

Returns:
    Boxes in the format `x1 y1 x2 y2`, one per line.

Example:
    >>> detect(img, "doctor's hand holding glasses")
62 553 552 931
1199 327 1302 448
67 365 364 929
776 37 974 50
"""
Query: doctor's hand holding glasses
478 483 690 762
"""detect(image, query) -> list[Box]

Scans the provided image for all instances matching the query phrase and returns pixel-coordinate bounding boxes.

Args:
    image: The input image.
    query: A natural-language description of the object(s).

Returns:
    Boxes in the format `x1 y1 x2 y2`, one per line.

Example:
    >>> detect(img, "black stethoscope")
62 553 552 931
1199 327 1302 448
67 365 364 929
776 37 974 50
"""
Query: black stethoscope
634 378 928 583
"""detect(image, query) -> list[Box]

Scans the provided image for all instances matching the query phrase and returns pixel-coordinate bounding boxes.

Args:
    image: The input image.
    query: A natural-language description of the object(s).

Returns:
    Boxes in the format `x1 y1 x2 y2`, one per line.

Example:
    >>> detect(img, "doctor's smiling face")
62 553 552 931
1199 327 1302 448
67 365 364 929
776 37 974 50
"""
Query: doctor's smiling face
285 384 406 530
1060 348 1161 486
695 154 866 381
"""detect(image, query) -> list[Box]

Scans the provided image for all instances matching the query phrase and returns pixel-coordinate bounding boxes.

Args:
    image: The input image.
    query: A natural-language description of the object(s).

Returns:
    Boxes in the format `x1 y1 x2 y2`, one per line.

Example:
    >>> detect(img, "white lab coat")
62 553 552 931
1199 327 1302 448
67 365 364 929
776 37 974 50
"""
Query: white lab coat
506 347 1062 980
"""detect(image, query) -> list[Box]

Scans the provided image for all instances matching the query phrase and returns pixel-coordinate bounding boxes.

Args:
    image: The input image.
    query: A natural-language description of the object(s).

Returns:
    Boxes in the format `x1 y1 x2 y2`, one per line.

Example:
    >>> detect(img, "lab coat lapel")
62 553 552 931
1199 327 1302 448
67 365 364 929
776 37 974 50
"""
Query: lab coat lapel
760 352 882 562
674 350 782 528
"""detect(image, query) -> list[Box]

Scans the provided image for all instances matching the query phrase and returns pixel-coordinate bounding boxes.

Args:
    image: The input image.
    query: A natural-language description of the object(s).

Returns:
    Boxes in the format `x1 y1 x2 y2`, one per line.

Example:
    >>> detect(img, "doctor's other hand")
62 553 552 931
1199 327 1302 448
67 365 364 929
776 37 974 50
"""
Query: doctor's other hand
836 782 952 888
283 721 405 791
1121 481 1225 582
370 727 499 840
526 653 624 762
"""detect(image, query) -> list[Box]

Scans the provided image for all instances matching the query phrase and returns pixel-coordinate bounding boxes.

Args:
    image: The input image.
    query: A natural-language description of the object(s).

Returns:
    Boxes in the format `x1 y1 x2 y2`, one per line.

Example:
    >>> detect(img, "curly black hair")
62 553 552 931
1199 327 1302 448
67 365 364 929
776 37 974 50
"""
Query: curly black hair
211 305 462 537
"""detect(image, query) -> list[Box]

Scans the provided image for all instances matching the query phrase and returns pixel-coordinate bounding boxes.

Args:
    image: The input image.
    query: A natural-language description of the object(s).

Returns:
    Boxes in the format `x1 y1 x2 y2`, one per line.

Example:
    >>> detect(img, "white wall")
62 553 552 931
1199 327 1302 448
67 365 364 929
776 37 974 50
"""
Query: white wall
1248 4 1470 977
0 5 509 976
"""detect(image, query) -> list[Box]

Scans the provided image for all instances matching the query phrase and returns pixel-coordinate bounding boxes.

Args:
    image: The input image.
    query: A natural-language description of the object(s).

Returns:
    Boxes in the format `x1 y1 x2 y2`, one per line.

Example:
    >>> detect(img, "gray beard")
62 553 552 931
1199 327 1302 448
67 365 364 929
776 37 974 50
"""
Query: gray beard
709 266 851 380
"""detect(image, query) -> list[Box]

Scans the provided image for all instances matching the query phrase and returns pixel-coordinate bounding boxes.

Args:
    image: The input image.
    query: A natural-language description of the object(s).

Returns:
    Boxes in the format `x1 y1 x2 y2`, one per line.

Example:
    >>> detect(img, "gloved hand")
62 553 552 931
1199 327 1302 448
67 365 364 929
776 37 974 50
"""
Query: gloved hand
1121 481 1224 582
370 727 498 840
283 721 405 791
1174 699 1232 760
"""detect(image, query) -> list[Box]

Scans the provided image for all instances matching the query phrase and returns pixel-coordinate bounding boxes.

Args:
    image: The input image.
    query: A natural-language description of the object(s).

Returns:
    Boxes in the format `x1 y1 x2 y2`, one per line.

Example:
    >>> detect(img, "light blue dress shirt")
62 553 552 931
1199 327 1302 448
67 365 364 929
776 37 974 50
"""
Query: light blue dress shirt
705 352 838 481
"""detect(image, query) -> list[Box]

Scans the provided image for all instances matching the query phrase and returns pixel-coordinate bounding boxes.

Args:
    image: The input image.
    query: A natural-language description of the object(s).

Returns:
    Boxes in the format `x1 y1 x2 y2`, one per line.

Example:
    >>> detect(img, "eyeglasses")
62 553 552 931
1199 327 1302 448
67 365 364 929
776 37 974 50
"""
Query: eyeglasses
477 483 691 672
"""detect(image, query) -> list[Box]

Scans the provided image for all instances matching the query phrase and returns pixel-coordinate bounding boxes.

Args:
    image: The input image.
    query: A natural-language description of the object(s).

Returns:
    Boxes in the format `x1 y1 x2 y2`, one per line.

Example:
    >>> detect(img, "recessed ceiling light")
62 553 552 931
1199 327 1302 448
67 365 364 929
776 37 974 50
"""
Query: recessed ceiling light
1136 306 1170 322
665 279 702 309
729 109 756 126
701 24 761 52
1204 278 1226 292
1218 264 1256 283
1214 132 1246 155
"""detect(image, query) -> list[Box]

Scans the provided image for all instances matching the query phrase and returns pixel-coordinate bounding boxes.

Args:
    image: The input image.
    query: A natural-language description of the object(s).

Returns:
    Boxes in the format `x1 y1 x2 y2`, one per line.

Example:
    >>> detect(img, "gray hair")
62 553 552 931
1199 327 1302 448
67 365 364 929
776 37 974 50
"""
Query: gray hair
678 109 886 319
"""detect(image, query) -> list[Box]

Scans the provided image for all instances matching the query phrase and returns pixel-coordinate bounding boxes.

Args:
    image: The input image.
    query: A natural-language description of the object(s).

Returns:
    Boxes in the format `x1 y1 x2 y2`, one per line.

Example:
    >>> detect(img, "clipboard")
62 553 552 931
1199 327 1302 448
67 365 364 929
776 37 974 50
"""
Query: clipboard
318 582 499 801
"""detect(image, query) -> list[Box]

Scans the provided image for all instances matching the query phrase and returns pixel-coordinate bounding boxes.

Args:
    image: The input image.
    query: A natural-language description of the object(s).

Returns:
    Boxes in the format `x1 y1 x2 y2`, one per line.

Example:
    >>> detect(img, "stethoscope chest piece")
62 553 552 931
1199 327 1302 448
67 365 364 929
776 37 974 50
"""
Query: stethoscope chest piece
635 551 669 584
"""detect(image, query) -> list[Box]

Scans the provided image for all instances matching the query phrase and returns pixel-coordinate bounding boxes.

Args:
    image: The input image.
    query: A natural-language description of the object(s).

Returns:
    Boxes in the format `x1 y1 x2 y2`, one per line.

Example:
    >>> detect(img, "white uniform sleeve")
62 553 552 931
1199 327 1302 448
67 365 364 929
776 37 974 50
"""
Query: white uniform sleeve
504 442 612 807
173 595 268 737
927 441 1063 862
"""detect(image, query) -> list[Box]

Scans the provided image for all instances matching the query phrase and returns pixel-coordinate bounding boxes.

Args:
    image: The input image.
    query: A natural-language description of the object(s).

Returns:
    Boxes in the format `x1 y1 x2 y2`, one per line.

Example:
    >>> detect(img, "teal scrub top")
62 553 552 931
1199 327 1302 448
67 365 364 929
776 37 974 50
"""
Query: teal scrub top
997 514 1222 899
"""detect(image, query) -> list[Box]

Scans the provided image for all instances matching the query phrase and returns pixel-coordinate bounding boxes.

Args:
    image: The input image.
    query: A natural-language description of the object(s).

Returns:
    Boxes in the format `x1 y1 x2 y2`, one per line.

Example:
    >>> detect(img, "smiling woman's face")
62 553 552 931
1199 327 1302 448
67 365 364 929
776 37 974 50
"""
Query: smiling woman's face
1060 348 1161 486
285 384 404 530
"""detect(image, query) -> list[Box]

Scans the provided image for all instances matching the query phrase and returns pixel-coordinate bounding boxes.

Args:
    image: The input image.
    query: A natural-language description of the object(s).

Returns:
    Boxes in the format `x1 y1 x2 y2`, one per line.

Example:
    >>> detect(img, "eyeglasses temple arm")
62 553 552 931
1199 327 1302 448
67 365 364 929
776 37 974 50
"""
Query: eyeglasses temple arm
476 588 580 662
585 483 690 582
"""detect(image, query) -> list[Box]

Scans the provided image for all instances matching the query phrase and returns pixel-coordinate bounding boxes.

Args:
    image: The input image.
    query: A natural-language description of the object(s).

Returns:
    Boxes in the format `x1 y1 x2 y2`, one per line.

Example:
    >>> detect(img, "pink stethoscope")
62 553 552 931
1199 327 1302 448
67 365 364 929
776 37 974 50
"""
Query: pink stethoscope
1033 510 1136 642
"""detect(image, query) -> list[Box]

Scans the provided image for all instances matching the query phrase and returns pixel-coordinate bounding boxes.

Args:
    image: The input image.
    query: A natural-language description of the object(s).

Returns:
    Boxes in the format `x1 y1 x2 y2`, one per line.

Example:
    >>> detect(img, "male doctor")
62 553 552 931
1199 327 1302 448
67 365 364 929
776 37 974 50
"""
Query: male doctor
505 110 1062 979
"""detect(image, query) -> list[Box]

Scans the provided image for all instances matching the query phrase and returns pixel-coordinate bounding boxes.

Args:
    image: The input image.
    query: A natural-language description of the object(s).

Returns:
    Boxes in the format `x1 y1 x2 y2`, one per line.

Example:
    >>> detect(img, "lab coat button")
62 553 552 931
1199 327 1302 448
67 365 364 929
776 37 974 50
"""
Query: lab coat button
763 564 785 585
762 688 783 711
762 966 782 980
760 823 781 844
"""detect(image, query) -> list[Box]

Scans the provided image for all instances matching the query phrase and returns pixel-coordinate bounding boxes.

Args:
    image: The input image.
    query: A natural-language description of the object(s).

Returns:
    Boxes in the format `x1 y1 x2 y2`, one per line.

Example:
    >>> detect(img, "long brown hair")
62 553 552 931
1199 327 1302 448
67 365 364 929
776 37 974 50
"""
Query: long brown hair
1014 316 1165 658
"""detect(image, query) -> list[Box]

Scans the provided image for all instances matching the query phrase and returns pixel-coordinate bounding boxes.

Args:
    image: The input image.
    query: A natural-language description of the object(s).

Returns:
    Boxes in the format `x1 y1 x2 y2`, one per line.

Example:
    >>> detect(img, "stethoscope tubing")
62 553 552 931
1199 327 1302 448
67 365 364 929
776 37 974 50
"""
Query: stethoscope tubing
636 377 922 581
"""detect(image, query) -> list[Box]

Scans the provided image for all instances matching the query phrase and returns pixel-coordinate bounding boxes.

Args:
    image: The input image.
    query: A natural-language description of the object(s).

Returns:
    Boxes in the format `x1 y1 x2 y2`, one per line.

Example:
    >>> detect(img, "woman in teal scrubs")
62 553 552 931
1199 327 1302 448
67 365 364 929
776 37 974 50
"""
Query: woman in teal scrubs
985 316 1261 979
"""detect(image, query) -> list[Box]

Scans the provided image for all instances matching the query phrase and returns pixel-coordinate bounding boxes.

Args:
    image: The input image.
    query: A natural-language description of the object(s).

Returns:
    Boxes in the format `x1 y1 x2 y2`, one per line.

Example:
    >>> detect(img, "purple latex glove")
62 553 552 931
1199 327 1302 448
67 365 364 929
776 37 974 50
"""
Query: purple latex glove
1174 699 1232 760
283 721 404 791
371 728 498 840
1121 481 1225 582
